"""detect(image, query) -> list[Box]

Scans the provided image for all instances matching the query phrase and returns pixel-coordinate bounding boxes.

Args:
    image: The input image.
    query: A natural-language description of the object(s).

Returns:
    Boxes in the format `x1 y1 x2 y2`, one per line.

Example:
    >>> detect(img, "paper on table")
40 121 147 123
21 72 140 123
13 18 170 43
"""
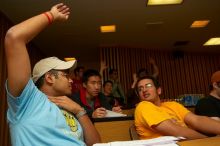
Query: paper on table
93 136 184 146
105 110 127 117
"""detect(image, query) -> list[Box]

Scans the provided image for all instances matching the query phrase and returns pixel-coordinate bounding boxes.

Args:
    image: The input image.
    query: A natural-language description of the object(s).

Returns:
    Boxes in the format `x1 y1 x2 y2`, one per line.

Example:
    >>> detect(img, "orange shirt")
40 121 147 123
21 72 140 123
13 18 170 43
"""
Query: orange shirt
135 101 190 139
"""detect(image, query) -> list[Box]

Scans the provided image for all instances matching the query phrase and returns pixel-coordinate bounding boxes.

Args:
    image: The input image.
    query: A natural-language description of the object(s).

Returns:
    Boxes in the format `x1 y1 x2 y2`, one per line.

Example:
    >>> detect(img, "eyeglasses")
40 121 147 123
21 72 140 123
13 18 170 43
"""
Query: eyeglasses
57 72 70 79
137 83 153 92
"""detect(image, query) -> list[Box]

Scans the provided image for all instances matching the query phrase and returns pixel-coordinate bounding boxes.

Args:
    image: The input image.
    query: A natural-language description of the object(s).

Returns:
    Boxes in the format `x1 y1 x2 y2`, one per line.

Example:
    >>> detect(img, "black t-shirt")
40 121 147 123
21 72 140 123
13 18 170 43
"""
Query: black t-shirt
195 95 220 117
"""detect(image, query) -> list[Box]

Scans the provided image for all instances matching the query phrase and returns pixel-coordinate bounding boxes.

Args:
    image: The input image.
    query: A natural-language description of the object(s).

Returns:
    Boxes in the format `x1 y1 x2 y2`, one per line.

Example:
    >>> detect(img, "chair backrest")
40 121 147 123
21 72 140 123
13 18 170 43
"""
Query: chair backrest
129 124 139 140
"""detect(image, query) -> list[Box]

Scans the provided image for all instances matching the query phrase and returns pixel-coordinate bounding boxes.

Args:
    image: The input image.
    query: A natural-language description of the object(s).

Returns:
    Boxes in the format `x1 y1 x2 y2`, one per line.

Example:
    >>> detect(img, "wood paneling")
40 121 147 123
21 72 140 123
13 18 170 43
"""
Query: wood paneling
100 47 220 100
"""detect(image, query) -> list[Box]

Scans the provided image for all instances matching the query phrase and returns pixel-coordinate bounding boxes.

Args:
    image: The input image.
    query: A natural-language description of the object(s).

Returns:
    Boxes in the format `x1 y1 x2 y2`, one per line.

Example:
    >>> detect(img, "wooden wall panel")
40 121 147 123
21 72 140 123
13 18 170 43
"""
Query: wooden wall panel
100 47 220 100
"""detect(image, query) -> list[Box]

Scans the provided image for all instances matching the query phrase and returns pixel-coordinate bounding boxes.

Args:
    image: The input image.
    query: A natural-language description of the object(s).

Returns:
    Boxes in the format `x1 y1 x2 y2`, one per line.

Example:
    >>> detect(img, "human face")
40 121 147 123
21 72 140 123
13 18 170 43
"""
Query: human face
104 82 113 96
214 82 220 97
78 68 84 78
84 76 102 97
52 71 73 96
111 71 118 80
137 79 161 104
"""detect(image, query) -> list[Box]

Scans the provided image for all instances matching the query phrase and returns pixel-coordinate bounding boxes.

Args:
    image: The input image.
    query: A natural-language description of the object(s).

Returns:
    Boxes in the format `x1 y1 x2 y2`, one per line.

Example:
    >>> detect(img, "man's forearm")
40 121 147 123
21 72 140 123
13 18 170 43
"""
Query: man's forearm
78 115 101 146
155 119 207 140
190 116 220 135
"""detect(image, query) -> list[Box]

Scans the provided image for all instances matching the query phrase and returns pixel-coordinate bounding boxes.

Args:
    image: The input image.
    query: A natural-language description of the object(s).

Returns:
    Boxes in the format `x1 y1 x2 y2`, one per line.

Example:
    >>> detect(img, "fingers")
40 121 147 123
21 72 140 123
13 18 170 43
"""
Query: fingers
51 3 70 21
112 106 122 113
58 4 70 14
93 108 107 118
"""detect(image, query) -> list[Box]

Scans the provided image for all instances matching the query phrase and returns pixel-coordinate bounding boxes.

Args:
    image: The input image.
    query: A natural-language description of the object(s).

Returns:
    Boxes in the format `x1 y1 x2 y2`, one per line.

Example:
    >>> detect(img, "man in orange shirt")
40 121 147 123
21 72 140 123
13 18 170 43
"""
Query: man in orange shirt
135 76 220 140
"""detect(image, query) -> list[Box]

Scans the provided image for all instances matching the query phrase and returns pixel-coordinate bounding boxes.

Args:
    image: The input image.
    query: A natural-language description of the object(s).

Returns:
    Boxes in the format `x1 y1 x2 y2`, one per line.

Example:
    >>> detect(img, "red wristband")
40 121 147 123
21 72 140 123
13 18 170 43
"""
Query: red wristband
43 12 53 24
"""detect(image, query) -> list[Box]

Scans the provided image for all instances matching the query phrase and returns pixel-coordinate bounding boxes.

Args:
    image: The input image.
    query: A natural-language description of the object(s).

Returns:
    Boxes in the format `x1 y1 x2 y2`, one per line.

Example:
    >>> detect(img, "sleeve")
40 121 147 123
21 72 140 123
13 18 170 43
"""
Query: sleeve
6 79 47 122
172 102 190 119
195 98 219 117
135 101 172 127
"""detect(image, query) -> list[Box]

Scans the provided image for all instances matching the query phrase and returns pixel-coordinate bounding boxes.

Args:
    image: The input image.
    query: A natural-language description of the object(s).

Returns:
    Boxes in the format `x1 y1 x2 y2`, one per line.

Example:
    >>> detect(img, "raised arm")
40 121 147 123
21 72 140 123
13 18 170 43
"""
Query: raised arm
149 57 159 78
5 3 70 97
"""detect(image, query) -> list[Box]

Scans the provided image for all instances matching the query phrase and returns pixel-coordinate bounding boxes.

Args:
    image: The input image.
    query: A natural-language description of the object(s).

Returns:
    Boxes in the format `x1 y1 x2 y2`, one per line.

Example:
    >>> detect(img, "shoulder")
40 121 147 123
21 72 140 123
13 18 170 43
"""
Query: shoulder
136 101 158 112
6 78 38 99
196 96 217 108
162 101 185 108
197 96 217 104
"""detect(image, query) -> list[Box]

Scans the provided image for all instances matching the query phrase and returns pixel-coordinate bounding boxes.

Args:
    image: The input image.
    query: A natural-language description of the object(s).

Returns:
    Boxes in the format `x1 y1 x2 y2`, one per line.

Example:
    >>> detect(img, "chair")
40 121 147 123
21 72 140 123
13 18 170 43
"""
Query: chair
129 124 139 140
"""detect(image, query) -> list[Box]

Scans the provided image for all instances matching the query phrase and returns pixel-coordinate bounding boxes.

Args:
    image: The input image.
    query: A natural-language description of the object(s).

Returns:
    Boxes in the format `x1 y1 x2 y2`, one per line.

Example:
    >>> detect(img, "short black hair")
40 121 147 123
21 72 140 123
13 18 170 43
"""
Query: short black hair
82 69 101 84
109 68 117 75
135 75 160 92
137 68 149 78
103 80 113 87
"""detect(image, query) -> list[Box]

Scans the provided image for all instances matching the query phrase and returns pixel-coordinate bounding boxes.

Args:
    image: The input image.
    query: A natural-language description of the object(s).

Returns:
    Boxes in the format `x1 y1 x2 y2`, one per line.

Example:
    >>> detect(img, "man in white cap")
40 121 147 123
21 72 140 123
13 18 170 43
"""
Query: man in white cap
195 70 220 121
5 3 100 146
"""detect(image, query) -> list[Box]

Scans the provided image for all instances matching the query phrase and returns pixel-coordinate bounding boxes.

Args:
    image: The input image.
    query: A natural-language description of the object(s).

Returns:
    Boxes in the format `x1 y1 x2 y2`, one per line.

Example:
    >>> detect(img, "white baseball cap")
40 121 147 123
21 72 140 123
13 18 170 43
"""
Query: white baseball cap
32 57 77 83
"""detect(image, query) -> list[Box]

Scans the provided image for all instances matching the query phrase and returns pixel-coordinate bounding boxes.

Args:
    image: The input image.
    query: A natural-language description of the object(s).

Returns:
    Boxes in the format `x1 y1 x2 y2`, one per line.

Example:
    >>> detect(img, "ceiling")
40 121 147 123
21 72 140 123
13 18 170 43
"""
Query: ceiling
1 0 220 62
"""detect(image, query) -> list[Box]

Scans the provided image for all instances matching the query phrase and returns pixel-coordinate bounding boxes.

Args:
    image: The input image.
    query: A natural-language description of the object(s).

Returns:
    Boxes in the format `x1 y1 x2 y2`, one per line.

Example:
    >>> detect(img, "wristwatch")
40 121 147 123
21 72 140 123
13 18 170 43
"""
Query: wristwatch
76 108 87 119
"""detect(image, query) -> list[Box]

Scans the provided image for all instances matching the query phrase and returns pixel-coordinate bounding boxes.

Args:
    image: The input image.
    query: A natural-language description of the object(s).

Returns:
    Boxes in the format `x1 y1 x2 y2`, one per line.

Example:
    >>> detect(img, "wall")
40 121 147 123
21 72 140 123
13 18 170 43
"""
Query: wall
100 47 220 99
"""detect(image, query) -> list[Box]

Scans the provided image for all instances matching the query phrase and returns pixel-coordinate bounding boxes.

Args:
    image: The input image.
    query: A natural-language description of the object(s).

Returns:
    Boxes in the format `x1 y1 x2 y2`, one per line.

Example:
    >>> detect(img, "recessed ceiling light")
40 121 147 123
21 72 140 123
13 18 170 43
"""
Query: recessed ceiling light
100 25 116 33
64 57 76 61
190 20 210 28
147 0 183 5
204 37 220 46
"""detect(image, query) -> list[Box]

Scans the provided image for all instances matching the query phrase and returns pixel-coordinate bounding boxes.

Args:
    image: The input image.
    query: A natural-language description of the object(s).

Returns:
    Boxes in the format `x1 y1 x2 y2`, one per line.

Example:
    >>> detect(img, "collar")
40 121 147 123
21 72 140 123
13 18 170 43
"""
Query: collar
79 88 101 109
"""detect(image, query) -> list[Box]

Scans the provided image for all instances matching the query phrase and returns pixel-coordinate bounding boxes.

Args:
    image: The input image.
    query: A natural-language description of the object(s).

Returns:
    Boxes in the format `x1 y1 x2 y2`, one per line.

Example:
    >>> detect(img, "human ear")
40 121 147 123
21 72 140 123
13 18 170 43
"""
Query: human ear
45 73 55 84
157 87 162 95
213 82 220 89
83 82 87 88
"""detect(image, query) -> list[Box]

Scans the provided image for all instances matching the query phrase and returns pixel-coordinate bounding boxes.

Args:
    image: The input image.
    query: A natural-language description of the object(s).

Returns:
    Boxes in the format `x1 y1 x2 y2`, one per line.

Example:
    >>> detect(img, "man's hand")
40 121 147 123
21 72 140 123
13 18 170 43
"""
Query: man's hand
112 106 122 113
92 107 107 118
100 60 108 71
149 57 156 65
48 96 83 114
50 3 70 21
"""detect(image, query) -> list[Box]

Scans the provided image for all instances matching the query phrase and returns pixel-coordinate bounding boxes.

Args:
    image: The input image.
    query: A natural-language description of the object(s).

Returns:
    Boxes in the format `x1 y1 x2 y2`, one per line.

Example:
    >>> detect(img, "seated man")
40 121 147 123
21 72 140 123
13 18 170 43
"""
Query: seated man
195 71 220 121
71 69 121 118
127 58 159 108
103 80 120 107
134 76 220 140
4 3 100 146
109 68 126 105
71 66 85 94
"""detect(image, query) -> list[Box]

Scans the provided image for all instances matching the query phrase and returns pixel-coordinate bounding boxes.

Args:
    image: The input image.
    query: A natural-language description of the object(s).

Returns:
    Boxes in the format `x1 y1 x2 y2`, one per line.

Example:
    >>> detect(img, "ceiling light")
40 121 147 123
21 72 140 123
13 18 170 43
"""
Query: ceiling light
147 0 183 5
100 25 116 33
64 57 76 61
190 20 210 28
204 37 220 46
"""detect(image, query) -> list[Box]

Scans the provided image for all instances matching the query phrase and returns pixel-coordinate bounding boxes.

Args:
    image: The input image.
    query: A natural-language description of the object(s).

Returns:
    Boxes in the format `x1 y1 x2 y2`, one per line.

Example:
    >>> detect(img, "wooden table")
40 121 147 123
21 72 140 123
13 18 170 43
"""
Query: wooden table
178 136 220 146
93 116 134 142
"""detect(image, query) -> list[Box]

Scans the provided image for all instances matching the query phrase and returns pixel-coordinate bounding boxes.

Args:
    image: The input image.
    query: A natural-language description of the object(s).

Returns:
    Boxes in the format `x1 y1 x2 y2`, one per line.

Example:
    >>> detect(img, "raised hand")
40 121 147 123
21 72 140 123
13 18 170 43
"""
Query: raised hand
100 60 108 72
149 57 156 65
50 3 70 21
